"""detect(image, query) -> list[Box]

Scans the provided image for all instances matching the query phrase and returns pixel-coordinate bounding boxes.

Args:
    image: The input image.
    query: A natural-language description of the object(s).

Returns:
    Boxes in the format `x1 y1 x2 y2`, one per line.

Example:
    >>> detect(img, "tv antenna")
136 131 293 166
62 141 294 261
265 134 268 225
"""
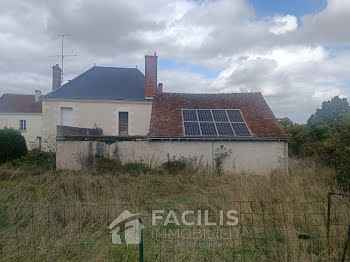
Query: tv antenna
50 34 78 83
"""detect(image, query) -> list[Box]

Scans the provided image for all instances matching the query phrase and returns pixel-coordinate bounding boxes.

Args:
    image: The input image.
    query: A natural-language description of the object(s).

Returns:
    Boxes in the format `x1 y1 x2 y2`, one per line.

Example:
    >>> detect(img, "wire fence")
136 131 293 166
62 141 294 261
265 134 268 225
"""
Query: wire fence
1 200 350 261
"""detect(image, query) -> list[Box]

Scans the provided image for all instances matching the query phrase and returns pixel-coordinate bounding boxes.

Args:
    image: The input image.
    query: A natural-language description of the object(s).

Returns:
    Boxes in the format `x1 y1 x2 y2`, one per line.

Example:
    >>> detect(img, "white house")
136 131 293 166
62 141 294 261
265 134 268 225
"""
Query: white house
0 91 42 150
40 55 159 150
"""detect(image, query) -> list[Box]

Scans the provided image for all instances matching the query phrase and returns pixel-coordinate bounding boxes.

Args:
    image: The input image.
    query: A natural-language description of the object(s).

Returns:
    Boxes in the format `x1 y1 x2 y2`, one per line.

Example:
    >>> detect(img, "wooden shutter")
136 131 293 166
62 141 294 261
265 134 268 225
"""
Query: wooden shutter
119 112 128 136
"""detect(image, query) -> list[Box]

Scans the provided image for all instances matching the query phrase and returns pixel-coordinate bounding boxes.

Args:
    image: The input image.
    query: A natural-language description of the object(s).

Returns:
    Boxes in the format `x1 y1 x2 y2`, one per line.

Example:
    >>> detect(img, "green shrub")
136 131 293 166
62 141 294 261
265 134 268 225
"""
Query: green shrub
124 162 152 175
0 127 27 163
95 157 123 171
214 145 232 175
95 157 153 176
12 149 56 170
161 154 187 174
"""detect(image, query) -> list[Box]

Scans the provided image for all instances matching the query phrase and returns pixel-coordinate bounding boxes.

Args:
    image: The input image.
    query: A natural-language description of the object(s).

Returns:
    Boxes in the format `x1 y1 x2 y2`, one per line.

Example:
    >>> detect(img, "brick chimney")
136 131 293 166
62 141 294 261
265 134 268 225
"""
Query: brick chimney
52 64 62 91
34 90 42 102
145 52 157 99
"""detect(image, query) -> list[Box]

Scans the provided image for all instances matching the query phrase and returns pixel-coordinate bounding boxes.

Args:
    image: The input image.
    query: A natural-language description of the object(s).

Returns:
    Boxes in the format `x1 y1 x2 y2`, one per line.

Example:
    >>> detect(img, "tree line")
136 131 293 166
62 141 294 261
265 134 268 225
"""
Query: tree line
278 96 350 188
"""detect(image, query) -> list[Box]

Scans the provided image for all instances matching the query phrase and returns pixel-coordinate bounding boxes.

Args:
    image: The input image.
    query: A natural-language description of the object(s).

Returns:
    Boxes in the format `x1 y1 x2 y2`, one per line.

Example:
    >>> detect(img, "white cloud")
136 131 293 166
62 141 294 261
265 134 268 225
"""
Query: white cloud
269 15 297 35
0 72 50 95
203 45 350 122
0 0 349 123
296 0 350 45
159 69 212 93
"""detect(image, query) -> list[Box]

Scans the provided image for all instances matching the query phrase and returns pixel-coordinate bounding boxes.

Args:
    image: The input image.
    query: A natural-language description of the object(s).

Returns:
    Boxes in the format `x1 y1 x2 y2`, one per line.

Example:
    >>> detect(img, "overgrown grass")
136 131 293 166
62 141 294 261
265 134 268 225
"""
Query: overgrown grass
0 157 347 261
1 157 337 205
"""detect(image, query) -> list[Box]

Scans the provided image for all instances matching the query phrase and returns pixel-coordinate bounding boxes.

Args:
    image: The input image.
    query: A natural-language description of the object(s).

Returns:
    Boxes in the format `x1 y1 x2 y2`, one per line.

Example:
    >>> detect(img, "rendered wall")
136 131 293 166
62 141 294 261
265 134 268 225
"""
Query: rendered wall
42 100 152 150
56 139 288 173
0 113 42 150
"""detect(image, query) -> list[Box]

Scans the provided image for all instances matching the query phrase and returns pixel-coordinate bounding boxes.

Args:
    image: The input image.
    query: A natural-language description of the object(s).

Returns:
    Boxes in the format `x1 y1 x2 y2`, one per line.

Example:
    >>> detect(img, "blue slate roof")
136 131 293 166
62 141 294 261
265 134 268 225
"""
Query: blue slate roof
43 66 146 101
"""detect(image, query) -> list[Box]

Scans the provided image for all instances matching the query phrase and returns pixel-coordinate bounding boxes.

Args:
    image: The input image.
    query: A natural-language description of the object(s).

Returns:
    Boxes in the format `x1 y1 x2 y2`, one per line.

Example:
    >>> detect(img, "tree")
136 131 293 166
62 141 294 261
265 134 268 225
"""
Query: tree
307 96 349 126
286 124 312 156
278 117 294 131
282 96 350 189
0 127 27 163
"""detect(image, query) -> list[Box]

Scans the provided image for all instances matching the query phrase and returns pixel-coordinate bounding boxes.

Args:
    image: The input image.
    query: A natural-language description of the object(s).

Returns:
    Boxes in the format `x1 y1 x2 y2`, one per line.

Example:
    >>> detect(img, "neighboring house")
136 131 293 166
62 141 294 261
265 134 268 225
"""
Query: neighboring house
41 55 160 150
0 91 42 150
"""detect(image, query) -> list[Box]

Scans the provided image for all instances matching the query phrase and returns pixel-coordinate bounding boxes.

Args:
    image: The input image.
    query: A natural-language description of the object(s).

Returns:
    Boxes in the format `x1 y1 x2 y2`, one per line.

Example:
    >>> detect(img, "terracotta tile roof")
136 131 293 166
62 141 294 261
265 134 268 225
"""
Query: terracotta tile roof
149 92 287 138
0 94 42 113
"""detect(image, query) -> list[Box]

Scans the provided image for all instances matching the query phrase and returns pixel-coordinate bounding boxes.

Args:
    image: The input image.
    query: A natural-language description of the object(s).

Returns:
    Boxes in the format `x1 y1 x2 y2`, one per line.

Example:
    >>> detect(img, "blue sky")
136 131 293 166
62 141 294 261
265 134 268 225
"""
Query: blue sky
158 59 220 78
248 0 327 17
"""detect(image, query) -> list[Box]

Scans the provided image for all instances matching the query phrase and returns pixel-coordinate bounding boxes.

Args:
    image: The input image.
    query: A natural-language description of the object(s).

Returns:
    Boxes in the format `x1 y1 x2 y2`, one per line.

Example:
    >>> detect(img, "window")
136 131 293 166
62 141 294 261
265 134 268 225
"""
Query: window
61 107 73 126
119 112 128 136
19 120 26 131
182 109 252 137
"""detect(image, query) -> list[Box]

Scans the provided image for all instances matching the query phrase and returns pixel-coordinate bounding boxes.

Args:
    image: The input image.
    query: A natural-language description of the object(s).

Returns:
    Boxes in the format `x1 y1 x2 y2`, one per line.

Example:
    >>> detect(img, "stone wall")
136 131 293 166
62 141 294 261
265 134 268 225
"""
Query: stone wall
56 136 288 174
57 125 103 136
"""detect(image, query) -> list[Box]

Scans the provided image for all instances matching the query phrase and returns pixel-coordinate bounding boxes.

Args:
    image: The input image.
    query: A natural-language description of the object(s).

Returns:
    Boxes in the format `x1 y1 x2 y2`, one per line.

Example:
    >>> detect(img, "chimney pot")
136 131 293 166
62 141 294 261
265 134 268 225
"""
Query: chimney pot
34 90 42 102
157 83 163 92
52 64 62 91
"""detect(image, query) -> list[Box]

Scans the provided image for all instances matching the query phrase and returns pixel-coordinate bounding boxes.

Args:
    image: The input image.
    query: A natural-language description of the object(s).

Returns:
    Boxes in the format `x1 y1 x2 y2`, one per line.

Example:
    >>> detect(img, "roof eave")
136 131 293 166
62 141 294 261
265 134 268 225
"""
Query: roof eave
0 112 42 115
41 97 152 103
148 136 289 142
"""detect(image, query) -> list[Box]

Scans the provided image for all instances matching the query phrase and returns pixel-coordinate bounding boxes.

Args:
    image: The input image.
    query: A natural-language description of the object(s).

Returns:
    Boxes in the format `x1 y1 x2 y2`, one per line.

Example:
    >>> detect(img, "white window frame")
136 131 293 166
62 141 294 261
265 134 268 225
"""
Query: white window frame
61 107 73 126
19 120 26 132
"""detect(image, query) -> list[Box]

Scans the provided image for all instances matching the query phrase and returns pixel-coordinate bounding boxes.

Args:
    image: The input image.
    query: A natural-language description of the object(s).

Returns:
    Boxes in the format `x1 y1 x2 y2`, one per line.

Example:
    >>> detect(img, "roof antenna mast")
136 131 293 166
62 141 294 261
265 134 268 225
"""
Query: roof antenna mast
56 34 77 83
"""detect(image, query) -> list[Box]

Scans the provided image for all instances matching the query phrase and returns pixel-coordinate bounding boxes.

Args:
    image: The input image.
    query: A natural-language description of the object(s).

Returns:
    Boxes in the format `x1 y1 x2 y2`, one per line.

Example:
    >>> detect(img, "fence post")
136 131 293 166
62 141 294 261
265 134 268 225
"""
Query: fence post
139 218 143 262
341 225 350 262
327 192 332 244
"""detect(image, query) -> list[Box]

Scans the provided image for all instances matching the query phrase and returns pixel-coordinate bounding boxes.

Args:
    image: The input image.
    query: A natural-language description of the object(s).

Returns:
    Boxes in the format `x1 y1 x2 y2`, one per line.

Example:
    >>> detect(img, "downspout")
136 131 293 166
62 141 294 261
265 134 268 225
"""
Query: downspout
284 141 288 174
211 141 214 172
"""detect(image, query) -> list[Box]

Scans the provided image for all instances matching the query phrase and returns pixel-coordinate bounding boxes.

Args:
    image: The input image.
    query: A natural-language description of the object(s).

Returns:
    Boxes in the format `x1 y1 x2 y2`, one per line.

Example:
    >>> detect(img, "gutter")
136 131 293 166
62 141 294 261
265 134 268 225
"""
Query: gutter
41 98 152 104
0 112 42 115
148 136 289 142
56 135 288 142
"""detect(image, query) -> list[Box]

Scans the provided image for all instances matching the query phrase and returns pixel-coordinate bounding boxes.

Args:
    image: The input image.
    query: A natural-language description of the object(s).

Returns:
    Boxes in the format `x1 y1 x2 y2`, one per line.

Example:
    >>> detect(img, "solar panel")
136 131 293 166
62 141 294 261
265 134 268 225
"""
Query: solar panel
227 110 244 122
197 110 213 121
183 110 198 121
182 108 252 137
200 122 217 136
232 123 251 136
216 123 235 136
212 110 228 122
184 122 200 136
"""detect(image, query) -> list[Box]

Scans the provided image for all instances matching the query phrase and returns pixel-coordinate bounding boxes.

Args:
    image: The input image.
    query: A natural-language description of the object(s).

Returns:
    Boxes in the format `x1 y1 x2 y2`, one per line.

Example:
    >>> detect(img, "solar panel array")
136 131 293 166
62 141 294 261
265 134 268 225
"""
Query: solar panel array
182 109 252 137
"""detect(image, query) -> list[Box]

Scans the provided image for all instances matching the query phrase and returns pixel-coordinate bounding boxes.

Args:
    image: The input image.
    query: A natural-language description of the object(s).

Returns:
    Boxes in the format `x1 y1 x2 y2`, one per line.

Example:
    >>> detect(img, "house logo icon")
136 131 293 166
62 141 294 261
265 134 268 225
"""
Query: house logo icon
108 210 144 244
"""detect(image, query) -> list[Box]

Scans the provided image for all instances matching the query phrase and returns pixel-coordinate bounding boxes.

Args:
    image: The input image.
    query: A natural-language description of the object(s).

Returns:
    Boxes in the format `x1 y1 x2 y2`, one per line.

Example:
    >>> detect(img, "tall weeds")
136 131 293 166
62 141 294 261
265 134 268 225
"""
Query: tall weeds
0 158 346 261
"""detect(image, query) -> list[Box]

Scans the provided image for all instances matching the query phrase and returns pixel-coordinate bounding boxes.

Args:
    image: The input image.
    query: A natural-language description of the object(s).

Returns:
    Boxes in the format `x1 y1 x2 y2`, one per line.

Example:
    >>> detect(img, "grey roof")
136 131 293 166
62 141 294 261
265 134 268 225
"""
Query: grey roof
43 66 146 101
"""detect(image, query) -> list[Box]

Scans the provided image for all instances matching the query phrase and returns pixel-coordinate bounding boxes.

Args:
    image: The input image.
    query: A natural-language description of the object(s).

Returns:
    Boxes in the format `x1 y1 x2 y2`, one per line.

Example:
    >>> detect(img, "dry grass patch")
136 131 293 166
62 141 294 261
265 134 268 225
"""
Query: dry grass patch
0 157 347 261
